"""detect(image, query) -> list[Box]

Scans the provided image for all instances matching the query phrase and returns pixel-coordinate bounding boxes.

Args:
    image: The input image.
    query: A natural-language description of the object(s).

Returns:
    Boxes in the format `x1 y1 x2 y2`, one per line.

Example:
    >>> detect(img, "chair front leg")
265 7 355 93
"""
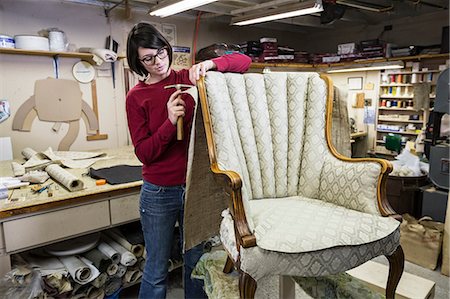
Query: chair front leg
239 271 257 299
385 245 404 299
223 255 234 274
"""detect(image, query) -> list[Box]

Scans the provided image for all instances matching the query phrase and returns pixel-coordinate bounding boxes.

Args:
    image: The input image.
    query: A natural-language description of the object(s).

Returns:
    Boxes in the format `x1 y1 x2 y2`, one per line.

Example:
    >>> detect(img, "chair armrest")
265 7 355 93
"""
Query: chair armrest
210 163 256 248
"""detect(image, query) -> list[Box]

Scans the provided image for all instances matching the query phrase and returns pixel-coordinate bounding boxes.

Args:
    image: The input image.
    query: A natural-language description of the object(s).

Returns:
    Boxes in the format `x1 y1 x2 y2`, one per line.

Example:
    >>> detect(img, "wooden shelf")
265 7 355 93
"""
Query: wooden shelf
380 84 413 87
0 47 97 64
379 107 423 111
380 95 414 99
378 119 423 124
250 62 313 69
376 130 420 135
249 53 449 70
383 70 442 75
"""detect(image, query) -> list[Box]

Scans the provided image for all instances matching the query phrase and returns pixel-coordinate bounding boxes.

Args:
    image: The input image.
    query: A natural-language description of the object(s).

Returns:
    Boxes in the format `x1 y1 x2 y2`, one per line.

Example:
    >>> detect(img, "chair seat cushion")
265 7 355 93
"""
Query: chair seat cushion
220 208 400 280
250 197 400 253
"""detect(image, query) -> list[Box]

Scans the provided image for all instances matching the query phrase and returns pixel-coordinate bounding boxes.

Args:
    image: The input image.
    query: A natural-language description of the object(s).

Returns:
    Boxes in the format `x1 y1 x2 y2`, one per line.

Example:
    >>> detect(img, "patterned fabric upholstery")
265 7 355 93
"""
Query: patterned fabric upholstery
204 71 400 279
319 155 382 214
221 209 399 281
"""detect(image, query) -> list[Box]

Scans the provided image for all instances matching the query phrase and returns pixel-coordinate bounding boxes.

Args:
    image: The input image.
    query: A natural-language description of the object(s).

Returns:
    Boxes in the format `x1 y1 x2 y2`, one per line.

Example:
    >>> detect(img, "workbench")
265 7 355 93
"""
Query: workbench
0 146 142 276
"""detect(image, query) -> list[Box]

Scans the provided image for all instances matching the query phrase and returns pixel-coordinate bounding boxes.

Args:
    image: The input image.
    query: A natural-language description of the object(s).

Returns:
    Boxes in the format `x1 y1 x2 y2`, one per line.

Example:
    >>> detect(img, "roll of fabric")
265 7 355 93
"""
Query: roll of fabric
91 272 107 288
138 257 146 272
103 235 137 267
59 256 98 285
82 248 113 273
97 242 121 265
11 161 25 176
45 164 84 192
106 263 119 276
71 283 89 299
115 264 127 278
105 229 144 258
86 285 105 299
104 277 122 296
90 288 105 299
123 268 142 285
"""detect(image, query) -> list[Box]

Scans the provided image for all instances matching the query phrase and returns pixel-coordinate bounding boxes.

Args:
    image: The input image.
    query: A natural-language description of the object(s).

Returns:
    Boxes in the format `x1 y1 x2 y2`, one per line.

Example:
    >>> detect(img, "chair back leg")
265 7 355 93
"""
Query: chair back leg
385 245 405 299
239 272 257 299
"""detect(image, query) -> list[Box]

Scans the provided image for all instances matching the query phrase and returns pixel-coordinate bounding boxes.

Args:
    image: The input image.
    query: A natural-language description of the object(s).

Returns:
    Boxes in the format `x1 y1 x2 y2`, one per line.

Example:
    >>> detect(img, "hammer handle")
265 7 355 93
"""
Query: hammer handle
176 116 183 140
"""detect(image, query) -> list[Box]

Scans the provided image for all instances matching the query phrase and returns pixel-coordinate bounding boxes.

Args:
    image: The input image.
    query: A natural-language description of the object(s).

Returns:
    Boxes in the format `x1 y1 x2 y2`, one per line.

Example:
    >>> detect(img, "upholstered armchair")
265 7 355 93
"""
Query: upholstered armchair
197 71 404 299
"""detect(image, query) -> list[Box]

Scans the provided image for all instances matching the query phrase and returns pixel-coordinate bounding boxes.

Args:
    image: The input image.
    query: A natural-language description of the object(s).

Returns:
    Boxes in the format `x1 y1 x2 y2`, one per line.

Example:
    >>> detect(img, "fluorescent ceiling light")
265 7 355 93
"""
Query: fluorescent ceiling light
231 0 323 26
149 0 218 17
327 61 404 73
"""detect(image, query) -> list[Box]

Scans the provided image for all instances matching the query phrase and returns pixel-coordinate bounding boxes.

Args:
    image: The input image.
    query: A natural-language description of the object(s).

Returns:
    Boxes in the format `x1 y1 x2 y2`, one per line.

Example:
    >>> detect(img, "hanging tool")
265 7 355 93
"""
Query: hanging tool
105 36 118 89
86 79 108 141
164 84 195 141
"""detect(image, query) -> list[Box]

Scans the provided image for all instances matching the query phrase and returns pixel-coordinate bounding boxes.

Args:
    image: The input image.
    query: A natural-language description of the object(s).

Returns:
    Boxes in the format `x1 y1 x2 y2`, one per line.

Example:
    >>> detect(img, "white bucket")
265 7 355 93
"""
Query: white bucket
0 34 14 48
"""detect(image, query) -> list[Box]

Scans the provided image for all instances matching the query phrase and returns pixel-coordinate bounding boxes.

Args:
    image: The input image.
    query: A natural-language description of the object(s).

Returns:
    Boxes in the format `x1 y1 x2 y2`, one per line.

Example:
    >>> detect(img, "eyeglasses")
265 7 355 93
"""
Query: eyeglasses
139 47 168 66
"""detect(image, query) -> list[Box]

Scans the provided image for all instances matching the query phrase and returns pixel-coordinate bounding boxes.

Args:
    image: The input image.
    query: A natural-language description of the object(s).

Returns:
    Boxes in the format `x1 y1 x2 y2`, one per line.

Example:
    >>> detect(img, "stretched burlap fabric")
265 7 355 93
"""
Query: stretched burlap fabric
184 99 228 251
332 86 351 157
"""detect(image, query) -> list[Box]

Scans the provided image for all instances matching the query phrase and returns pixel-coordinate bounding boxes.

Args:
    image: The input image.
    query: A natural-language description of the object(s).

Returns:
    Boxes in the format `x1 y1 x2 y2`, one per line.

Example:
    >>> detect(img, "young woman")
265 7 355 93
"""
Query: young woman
126 22 251 299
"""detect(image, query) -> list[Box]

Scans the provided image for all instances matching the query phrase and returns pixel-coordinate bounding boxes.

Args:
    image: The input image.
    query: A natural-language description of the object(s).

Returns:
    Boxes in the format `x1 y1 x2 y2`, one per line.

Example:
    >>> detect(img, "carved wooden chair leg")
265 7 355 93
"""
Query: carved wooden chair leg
239 272 257 299
223 255 234 274
385 245 405 299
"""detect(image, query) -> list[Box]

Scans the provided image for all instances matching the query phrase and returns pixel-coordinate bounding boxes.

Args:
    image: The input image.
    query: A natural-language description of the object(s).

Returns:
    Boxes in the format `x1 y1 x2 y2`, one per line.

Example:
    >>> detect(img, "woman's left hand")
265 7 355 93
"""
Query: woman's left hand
189 60 216 84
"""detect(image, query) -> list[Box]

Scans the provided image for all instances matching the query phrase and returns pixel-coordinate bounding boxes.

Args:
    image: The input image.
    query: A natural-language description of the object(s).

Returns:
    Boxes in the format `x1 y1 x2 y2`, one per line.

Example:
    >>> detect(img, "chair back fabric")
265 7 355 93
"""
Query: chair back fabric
204 72 328 199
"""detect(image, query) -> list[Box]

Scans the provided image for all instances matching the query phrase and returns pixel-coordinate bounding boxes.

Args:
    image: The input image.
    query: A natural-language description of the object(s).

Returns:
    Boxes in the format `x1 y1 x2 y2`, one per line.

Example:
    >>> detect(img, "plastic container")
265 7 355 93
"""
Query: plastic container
14 35 49 51
0 34 14 48
386 174 429 217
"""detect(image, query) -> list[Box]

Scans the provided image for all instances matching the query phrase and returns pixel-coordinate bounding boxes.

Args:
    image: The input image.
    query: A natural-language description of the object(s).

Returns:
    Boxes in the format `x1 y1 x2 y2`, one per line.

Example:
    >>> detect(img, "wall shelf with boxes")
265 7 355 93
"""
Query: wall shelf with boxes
0 47 97 64
374 59 446 157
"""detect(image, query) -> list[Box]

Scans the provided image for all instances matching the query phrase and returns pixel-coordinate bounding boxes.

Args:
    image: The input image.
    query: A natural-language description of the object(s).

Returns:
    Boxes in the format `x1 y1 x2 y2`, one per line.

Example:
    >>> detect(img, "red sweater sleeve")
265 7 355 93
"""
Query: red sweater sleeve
212 53 252 73
126 92 176 165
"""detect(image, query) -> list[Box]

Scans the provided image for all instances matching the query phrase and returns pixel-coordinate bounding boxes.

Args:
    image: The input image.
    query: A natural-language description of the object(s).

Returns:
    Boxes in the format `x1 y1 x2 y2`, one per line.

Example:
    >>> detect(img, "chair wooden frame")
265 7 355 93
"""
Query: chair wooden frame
197 73 404 299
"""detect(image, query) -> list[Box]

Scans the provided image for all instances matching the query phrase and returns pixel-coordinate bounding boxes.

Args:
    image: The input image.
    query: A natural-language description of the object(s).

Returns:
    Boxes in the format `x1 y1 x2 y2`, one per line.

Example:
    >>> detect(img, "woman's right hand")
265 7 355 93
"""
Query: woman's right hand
167 90 185 125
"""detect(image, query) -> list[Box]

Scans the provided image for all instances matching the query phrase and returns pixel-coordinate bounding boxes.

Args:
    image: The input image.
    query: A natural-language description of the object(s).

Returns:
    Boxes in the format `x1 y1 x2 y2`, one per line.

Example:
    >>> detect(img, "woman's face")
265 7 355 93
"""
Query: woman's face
138 46 170 78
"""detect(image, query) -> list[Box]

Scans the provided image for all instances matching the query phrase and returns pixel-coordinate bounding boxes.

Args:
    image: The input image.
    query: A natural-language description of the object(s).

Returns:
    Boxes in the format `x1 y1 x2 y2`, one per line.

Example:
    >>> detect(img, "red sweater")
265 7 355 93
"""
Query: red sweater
126 53 251 186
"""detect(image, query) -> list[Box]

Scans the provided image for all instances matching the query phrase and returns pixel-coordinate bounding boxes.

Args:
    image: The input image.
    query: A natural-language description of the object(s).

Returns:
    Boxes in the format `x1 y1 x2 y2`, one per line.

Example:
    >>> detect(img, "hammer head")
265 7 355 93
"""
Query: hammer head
164 84 194 90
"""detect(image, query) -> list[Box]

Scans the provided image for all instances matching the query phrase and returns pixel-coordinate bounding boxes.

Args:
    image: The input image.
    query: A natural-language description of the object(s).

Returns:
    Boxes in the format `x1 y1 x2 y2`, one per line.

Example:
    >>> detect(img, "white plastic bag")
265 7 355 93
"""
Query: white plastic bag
391 147 424 177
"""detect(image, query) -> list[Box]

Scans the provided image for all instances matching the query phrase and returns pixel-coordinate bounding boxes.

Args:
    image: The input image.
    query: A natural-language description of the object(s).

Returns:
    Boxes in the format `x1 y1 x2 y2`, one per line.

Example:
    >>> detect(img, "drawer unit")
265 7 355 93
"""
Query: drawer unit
110 193 140 225
3 201 110 252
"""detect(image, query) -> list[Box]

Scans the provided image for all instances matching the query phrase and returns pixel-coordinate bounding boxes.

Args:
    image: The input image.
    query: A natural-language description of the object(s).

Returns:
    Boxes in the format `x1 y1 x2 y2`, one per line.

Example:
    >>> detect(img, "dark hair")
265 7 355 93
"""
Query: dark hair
127 22 173 77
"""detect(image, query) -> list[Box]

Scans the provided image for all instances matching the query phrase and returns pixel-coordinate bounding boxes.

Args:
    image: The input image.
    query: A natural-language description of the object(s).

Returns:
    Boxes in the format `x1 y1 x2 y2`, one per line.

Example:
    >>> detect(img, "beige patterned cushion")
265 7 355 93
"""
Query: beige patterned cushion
319 155 382 214
250 197 399 253
220 209 400 281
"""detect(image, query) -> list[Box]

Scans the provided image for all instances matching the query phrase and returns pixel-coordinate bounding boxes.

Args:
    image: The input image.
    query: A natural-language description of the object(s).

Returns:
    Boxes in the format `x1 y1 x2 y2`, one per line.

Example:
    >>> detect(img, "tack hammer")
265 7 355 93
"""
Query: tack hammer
164 84 195 140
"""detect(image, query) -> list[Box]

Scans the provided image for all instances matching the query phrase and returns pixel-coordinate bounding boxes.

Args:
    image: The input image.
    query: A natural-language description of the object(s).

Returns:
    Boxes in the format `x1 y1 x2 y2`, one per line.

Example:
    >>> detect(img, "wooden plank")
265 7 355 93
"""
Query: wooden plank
346 261 435 299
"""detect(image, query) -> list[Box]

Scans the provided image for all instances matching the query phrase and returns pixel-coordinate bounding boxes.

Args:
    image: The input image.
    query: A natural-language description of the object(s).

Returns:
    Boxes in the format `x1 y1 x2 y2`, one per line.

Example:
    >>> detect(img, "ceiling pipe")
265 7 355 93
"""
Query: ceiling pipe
335 0 393 12
231 0 299 15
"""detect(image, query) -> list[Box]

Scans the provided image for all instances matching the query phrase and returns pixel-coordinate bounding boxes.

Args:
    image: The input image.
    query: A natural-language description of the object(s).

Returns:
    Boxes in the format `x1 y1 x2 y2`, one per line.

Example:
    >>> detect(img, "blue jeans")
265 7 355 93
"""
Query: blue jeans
138 181 207 299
